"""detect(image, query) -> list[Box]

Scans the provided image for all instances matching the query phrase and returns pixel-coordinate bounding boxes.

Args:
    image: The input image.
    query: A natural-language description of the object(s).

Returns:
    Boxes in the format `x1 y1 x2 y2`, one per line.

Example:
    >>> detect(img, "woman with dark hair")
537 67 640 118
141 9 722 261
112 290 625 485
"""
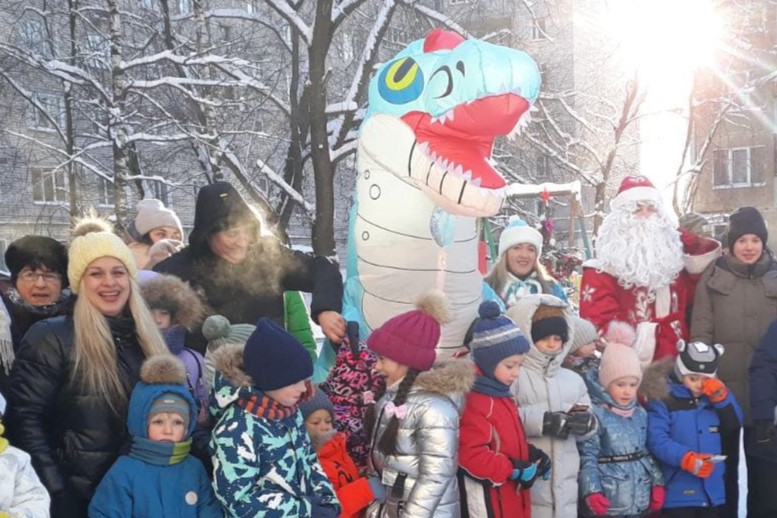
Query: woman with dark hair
154 181 346 350
691 206 777 517
0 235 70 395
5 216 168 517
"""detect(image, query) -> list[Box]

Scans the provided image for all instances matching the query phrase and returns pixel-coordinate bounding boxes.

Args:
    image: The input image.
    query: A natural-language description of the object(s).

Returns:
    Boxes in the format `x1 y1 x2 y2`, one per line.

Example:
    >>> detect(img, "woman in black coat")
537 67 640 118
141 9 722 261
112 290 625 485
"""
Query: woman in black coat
5 217 167 518
154 181 346 351
0 235 71 395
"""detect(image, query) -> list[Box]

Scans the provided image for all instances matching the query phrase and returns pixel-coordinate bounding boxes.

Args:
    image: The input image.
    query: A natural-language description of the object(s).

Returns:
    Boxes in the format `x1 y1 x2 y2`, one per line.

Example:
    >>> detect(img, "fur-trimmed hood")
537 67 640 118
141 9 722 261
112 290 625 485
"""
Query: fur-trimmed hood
413 359 475 398
140 274 206 328
640 356 674 402
506 293 575 377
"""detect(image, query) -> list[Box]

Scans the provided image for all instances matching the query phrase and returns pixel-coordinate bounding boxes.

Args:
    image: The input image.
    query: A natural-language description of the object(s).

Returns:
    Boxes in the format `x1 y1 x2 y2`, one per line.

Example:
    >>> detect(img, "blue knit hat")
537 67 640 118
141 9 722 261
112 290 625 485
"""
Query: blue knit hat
469 301 529 378
299 388 335 421
243 318 313 391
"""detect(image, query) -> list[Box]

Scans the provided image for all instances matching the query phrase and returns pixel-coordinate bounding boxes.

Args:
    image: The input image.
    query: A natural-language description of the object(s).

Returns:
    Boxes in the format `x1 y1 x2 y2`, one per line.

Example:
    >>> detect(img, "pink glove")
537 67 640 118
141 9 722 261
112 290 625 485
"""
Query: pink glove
649 485 665 512
585 492 610 516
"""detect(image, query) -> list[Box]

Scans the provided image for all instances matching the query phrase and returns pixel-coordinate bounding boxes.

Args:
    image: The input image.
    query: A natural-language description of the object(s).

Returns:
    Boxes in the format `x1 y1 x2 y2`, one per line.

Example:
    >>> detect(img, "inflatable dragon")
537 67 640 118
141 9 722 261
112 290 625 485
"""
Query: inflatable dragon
342 29 541 359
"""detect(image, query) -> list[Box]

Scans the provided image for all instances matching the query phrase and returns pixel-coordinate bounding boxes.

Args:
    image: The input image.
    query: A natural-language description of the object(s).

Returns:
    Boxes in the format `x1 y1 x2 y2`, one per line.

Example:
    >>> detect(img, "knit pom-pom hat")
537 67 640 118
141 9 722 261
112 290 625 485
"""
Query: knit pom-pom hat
203 315 256 352
68 215 137 293
598 321 641 387
367 291 452 372
469 300 529 378
299 388 335 422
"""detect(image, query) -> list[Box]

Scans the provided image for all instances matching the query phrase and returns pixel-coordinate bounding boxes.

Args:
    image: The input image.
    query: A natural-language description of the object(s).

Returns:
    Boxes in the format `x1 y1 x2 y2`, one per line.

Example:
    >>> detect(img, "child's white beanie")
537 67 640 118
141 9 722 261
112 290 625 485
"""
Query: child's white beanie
498 216 543 258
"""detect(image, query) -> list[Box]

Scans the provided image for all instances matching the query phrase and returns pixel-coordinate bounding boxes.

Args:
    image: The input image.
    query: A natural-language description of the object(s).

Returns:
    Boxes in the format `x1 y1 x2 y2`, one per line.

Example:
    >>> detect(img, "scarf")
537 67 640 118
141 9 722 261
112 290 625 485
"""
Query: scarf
6 287 72 317
163 325 186 355
472 375 512 397
501 271 543 307
129 436 192 466
605 399 637 418
237 393 297 420
107 315 139 349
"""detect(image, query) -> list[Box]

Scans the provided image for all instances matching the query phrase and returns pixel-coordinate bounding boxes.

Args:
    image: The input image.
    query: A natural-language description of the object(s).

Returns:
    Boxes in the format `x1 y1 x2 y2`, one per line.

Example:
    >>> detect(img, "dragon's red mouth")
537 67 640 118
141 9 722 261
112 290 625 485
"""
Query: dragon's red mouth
400 93 530 190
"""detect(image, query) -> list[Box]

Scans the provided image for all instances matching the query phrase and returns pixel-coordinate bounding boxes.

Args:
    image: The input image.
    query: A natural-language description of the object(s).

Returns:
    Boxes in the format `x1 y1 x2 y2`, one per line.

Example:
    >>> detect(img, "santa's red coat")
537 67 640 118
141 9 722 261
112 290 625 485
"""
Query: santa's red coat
580 229 720 363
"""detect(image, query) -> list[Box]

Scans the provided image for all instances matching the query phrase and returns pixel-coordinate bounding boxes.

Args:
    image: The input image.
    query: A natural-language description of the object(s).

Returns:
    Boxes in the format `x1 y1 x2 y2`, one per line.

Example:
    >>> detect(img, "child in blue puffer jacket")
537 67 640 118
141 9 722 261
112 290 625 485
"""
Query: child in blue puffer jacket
578 322 664 517
89 354 221 517
644 340 742 517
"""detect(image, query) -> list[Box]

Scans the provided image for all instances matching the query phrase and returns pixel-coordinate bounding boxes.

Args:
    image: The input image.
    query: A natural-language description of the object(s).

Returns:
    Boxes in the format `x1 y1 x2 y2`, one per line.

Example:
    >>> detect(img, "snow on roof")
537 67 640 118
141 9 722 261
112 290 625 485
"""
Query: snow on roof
505 180 582 200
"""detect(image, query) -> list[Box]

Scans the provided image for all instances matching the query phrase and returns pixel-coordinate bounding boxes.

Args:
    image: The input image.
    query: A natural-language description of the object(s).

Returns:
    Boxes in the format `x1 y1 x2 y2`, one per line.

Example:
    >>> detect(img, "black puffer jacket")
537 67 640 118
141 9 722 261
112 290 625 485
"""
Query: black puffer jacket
5 315 147 518
154 236 342 350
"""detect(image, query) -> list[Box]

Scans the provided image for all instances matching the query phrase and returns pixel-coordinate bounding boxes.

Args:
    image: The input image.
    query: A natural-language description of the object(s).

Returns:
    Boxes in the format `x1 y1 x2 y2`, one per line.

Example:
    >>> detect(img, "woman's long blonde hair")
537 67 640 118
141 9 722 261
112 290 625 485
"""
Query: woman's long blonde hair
484 252 555 297
71 276 168 415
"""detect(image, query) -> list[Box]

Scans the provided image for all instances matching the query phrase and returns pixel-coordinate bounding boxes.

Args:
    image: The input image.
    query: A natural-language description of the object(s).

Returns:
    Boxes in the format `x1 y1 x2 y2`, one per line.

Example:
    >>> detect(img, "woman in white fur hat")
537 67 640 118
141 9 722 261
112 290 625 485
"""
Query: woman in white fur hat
129 198 184 270
485 216 567 308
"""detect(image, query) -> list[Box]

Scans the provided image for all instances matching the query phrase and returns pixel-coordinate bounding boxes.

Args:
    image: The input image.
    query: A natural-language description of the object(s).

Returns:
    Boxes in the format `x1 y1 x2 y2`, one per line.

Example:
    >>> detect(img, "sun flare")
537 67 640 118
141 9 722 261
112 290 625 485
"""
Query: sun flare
606 0 725 94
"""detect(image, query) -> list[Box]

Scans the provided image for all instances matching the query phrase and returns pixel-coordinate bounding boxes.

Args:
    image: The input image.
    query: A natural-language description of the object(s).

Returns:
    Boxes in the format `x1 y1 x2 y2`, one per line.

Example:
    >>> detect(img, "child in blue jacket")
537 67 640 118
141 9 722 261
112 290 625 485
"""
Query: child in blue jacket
578 322 665 517
89 354 221 518
644 340 742 517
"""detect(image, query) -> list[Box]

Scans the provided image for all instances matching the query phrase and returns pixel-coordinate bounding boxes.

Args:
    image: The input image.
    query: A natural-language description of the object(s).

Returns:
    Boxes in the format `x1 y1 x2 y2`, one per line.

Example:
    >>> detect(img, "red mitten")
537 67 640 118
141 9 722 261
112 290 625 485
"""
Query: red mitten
649 485 665 511
702 377 728 403
585 492 611 516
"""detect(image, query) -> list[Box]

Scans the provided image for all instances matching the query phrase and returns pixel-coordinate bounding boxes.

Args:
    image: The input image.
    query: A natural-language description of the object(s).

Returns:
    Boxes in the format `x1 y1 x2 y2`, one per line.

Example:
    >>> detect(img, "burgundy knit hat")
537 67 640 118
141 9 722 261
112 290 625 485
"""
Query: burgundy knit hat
367 291 452 371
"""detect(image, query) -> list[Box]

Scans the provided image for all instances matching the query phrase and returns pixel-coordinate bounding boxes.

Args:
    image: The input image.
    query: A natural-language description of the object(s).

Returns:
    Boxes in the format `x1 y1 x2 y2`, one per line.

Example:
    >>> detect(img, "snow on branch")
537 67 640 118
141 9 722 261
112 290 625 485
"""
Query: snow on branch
332 0 370 25
397 0 471 37
256 158 315 217
262 0 313 45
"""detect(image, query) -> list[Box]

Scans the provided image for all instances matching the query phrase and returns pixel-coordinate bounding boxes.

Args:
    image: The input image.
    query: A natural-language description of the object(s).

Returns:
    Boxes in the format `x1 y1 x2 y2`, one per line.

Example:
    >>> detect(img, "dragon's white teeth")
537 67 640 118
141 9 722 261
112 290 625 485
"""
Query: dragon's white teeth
418 141 430 153
471 175 482 187
462 169 471 181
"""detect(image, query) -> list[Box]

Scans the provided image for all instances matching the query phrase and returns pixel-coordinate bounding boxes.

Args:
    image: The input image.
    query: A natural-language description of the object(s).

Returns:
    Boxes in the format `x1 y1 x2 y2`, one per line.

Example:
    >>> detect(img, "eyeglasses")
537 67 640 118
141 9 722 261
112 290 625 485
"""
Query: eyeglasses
19 271 62 284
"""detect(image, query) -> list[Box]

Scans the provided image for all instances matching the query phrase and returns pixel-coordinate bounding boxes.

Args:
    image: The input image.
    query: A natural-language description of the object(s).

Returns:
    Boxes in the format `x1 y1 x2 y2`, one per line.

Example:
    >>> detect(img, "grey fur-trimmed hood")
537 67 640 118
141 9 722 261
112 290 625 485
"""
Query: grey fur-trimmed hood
506 293 575 376
640 356 674 401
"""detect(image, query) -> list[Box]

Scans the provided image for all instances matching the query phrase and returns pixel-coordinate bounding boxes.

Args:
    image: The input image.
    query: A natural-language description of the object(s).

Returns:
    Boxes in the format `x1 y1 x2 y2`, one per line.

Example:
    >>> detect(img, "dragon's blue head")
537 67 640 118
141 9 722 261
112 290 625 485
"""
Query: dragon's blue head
366 29 541 192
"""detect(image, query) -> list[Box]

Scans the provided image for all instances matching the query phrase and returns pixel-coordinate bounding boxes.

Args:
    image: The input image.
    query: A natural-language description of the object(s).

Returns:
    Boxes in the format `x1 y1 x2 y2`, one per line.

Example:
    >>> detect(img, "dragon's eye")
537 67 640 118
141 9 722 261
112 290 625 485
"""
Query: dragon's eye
378 57 424 104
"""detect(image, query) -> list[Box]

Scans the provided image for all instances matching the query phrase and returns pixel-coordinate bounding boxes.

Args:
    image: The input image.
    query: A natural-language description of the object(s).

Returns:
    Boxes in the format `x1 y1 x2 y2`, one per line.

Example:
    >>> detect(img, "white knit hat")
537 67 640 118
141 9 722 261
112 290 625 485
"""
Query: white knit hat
135 199 183 237
498 216 543 258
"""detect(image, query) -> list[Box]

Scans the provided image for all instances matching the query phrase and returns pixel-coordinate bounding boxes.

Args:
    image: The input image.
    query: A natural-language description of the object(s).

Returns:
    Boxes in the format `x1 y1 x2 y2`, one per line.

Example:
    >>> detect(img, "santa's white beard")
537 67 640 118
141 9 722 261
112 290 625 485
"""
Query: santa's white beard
596 208 685 290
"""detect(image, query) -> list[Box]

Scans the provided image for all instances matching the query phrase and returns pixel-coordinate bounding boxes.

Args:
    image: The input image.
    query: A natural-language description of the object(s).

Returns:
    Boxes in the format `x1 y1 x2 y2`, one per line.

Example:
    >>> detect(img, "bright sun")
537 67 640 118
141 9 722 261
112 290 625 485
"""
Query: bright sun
606 0 724 97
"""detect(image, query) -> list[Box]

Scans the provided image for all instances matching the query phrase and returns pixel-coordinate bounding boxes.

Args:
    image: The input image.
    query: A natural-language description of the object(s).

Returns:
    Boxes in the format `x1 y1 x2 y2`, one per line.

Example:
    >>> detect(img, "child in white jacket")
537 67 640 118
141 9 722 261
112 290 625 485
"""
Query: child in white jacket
0 391 50 518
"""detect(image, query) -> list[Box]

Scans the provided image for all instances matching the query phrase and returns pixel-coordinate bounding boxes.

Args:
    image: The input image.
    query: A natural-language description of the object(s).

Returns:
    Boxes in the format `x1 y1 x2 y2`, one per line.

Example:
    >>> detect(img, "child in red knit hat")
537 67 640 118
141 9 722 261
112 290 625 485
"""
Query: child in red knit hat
365 291 473 517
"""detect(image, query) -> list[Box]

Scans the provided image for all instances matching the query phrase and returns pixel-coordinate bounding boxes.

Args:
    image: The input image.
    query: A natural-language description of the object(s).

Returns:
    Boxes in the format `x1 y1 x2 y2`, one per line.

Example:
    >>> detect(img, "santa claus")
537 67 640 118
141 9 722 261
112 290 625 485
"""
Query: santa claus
579 175 720 366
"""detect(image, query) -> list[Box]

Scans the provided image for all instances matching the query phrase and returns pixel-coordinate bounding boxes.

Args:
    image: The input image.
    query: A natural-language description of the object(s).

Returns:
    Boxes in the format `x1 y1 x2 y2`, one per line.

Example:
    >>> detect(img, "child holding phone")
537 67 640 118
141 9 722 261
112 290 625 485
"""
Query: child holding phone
643 340 742 517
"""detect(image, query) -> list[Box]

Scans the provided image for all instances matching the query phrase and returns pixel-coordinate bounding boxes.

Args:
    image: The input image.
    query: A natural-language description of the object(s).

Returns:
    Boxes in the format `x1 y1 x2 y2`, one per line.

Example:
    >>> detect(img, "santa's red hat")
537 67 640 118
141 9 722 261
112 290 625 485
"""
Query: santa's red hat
610 175 662 210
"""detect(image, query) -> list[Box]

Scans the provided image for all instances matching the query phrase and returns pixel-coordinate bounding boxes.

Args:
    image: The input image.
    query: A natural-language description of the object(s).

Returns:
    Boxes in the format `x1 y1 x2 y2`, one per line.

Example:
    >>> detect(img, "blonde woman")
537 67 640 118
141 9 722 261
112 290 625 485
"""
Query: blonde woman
485 217 567 308
5 216 167 518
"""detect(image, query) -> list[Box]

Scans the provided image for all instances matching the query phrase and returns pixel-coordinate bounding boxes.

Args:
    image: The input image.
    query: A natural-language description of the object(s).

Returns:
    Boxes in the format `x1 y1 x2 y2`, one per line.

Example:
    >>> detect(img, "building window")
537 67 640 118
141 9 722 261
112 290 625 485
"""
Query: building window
85 33 110 69
97 175 113 206
713 146 765 188
531 17 547 40
17 19 47 56
179 0 192 15
27 94 63 132
537 155 550 177
31 167 68 204
148 180 171 206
